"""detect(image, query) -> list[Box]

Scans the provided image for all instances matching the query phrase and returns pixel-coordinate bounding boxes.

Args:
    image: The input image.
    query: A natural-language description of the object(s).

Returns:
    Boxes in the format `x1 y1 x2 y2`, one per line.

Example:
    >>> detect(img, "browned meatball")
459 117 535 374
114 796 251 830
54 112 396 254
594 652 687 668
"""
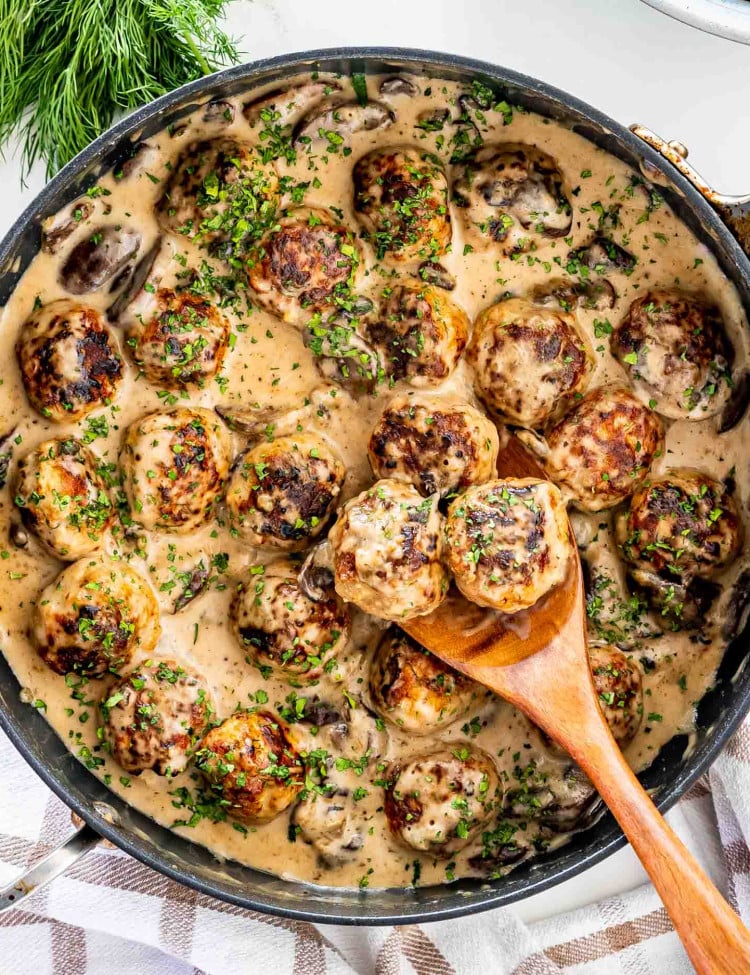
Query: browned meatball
615 469 741 583
353 146 451 262
370 630 487 733
368 393 499 497
247 208 363 323
613 291 733 420
102 658 213 775
16 299 123 422
453 143 572 254
444 478 572 613
329 478 449 621
589 644 643 747
231 559 350 682
385 745 499 856
225 434 345 550
14 438 113 560
468 298 594 428
196 710 303 824
156 138 279 248
363 281 469 386
502 764 601 833
291 790 364 864
31 557 161 677
120 408 230 533
543 387 664 512
126 288 230 387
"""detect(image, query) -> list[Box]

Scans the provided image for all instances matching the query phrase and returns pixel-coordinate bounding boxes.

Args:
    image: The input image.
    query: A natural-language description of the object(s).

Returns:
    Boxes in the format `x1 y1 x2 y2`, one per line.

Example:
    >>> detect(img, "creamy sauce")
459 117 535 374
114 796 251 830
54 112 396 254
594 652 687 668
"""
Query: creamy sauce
0 72 748 891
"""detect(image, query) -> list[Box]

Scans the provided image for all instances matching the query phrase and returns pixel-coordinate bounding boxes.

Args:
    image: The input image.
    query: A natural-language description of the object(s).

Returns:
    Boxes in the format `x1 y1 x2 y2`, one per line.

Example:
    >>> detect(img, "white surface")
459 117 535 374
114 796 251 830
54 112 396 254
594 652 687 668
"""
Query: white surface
0 0 747 930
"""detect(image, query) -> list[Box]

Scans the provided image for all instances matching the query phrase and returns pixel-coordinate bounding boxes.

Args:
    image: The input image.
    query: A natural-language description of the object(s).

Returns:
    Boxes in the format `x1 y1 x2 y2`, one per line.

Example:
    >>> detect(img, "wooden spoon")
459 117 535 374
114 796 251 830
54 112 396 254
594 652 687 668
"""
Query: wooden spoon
401 431 750 975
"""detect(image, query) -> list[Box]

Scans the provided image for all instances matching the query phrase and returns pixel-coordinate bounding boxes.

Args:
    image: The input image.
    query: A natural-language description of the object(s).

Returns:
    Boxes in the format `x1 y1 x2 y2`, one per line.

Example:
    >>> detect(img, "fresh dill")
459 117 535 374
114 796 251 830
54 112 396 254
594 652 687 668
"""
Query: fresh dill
0 0 240 180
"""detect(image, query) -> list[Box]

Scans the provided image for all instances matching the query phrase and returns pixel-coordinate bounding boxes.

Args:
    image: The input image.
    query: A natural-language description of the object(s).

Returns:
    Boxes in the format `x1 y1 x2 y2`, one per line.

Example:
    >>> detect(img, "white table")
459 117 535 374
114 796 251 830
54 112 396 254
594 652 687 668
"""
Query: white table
0 0 747 929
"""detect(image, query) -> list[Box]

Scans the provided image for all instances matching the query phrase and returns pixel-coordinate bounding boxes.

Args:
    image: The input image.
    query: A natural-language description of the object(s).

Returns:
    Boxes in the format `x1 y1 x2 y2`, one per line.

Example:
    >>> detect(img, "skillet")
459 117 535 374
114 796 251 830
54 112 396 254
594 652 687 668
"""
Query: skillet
0 47 749 925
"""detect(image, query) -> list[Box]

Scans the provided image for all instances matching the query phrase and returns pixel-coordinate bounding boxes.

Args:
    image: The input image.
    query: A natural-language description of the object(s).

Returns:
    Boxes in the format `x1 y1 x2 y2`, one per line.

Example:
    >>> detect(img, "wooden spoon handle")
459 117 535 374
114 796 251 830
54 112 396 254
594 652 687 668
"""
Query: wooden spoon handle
534 693 750 973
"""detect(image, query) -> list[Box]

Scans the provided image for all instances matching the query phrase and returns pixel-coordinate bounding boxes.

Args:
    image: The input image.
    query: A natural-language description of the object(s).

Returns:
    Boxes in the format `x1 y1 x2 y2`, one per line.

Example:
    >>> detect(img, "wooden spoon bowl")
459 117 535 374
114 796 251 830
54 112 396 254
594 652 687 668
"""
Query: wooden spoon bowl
401 430 750 975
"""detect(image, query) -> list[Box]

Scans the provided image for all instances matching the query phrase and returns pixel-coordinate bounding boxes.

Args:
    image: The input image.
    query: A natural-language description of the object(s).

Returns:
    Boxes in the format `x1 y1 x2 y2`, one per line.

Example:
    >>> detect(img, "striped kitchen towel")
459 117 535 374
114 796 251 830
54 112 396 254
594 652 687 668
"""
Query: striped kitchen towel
0 722 747 975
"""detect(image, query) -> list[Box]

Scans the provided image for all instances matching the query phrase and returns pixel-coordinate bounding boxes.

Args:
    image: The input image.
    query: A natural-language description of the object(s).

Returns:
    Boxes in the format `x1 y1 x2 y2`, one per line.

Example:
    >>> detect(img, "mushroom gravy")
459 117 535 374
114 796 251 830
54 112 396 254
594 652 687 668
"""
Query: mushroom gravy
0 71 748 891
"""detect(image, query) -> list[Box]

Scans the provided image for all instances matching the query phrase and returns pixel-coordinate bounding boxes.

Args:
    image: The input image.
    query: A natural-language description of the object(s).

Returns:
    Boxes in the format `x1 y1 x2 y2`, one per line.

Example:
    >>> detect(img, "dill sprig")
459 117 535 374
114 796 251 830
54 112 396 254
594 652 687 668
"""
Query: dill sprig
0 0 240 180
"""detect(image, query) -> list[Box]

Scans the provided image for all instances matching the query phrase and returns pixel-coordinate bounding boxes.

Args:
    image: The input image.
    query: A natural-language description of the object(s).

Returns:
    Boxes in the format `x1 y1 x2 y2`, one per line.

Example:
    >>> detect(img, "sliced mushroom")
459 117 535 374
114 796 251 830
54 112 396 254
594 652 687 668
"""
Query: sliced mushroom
415 108 450 132
202 99 235 125
243 81 341 128
570 236 636 274
42 200 95 255
293 100 394 149
379 76 420 97
60 226 141 295
719 371 750 433
417 261 456 291
9 523 28 549
216 384 348 439
172 560 211 614
107 238 162 321
531 277 616 311
297 698 344 727
629 567 721 632
0 428 15 490
298 539 336 603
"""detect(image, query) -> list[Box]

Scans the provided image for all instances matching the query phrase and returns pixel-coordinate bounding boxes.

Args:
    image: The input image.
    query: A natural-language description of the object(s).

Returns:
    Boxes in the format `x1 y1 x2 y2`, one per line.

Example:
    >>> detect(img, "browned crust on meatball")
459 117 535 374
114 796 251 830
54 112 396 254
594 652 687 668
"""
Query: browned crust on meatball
364 282 468 384
232 565 350 680
226 436 344 550
370 630 483 732
196 710 303 824
156 138 279 246
368 395 498 497
16 301 122 422
616 469 742 581
103 658 213 775
353 146 451 262
247 210 361 320
589 644 643 747
613 290 733 419
545 387 664 511
467 298 593 427
14 438 114 559
129 289 230 387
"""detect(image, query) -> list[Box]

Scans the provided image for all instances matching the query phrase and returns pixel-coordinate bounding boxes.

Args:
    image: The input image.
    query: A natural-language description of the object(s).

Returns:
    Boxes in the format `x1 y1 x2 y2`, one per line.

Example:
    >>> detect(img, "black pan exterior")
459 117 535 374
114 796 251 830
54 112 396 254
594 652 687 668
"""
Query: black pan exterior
0 48 748 925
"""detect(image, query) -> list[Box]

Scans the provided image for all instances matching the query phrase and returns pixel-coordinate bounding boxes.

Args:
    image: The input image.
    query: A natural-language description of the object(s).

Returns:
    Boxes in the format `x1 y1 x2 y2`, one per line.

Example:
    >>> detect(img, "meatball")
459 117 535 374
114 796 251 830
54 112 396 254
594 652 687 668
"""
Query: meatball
329 478 449 621
231 559 350 682
247 208 363 323
543 387 664 512
13 438 113 560
368 393 499 497
385 745 499 856
615 469 741 583
352 146 451 262
292 791 363 864
196 710 303 824
452 143 572 254
363 281 469 386
503 764 601 833
225 434 345 550
369 630 486 733
467 298 594 428
589 644 643 747
444 478 572 613
613 291 733 420
31 557 161 677
125 288 230 387
120 408 230 534
102 658 213 775
156 138 280 248
16 299 123 422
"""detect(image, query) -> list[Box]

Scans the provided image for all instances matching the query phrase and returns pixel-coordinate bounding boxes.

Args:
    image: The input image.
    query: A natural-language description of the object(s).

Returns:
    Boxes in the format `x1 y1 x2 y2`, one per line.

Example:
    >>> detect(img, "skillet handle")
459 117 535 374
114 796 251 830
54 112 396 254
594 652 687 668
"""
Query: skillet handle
630 124 750 255
0 823 102 912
